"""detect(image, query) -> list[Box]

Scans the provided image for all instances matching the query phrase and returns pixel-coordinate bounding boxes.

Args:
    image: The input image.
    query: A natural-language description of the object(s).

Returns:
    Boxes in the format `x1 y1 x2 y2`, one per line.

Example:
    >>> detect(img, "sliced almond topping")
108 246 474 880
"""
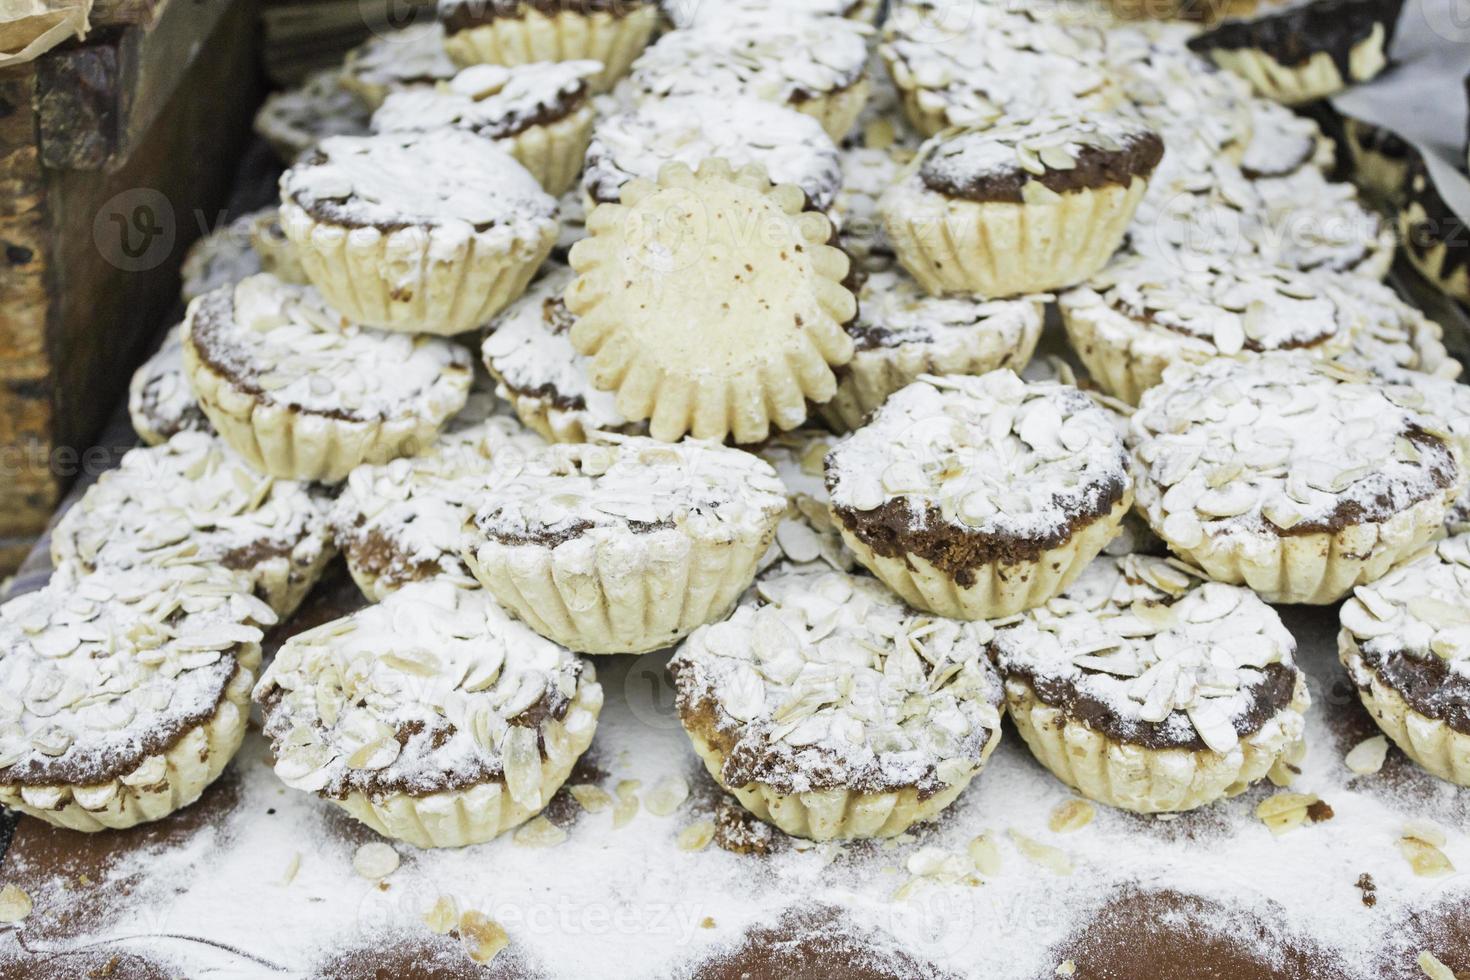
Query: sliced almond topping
1417 951 1456 980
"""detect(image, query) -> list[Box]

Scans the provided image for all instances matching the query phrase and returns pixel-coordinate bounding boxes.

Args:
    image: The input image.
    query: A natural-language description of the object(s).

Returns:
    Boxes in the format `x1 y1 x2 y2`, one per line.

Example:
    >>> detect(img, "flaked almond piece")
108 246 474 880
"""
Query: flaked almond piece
281 852 302 886
0 884 32 923
1056 961 1077 977
1403 820 1448 848
678 820 716 852
1344 735 1390 775
612 779 641 829
424 895 459 935
1256 791 1318 835
1399 837 1455 878
513 816 566 847
968 833 1002 876
1048 799 1095 834
460 910 510 965
569 784 612 814
645 774 690 817
1009 830 1073 876
1418 951 1456 980
352 842 400 880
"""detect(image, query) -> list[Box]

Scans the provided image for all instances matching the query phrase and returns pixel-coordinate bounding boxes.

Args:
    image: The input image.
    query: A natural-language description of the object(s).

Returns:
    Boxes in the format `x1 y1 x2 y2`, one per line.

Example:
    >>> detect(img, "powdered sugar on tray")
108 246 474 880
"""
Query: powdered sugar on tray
10 592 1467 977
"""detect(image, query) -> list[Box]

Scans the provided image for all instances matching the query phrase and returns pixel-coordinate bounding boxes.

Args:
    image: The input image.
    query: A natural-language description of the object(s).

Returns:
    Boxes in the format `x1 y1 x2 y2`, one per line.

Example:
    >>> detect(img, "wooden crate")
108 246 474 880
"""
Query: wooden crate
0 0 262 573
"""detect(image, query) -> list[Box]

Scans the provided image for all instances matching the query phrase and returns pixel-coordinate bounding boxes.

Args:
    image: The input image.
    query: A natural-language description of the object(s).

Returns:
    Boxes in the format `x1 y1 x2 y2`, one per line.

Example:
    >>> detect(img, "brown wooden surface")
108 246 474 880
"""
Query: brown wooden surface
0 0 261 559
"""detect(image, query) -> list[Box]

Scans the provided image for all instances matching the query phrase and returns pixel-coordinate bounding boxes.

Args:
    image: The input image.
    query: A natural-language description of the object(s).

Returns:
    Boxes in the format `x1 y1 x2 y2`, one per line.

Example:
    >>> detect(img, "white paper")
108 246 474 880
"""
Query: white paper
1333 0 1470 218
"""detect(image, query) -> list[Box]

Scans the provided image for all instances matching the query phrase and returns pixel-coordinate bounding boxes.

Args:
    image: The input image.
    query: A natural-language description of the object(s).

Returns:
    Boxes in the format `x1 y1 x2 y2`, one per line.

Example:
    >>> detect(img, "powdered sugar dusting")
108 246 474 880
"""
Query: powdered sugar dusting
1342 535 1470 681
583 95 842 208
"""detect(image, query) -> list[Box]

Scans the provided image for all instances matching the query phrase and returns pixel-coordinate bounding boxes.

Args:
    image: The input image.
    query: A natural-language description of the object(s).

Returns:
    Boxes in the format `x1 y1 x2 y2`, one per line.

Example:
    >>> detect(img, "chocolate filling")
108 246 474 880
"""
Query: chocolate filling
440 82 588 141
919 131 1164 205
1187 0 1403 76
441 0 649 32
1353 647 1470 736
0 659 241 787
488 296 588 412
340 525 448 590
827 451 1130 588
1008 661 1301 751
1402 156 1470 284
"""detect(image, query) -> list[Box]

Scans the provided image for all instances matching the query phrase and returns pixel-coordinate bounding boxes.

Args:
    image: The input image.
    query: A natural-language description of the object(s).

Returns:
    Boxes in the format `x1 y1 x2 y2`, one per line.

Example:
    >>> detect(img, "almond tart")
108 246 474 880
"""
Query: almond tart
819 270 1045 432
665 0 880 29
880 114 1163 298
253 68 371 165
372 61 600 195
181 274 473 482
129 324 213 446
51 431 336 619
1186 0 1401 104
669 563 1004 840
825 371 1133 620
464 435 787 654
340 22 458 109
1131 353 1465 605
1058 254 1354 405
879 0 1114 137
1339 534 1470 786
279 130 558 336
0 565 276 831
254 580 602 848
437 0 658 93
331 411 545 601
481 261 633 443
582 95 842 211
623 11 872 141
992 554 1310 813
565 158 856 444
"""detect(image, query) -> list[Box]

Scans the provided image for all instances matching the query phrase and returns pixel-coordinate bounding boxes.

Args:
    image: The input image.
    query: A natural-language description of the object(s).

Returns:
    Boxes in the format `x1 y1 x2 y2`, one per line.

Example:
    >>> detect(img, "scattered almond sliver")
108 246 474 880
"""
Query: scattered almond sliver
352 842 400 880
968 833 1002 876
645 775 690 817
0 884 32 923
1344 735 1389 775
677 820 716 852
1048 799 1095 834
568 784 612 814
513 816 566 847
459 910 509 965
1009 829 1073 876
612 780 641 829
1399 829 1455 879
424 895 459 935
1255 792 1318 835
